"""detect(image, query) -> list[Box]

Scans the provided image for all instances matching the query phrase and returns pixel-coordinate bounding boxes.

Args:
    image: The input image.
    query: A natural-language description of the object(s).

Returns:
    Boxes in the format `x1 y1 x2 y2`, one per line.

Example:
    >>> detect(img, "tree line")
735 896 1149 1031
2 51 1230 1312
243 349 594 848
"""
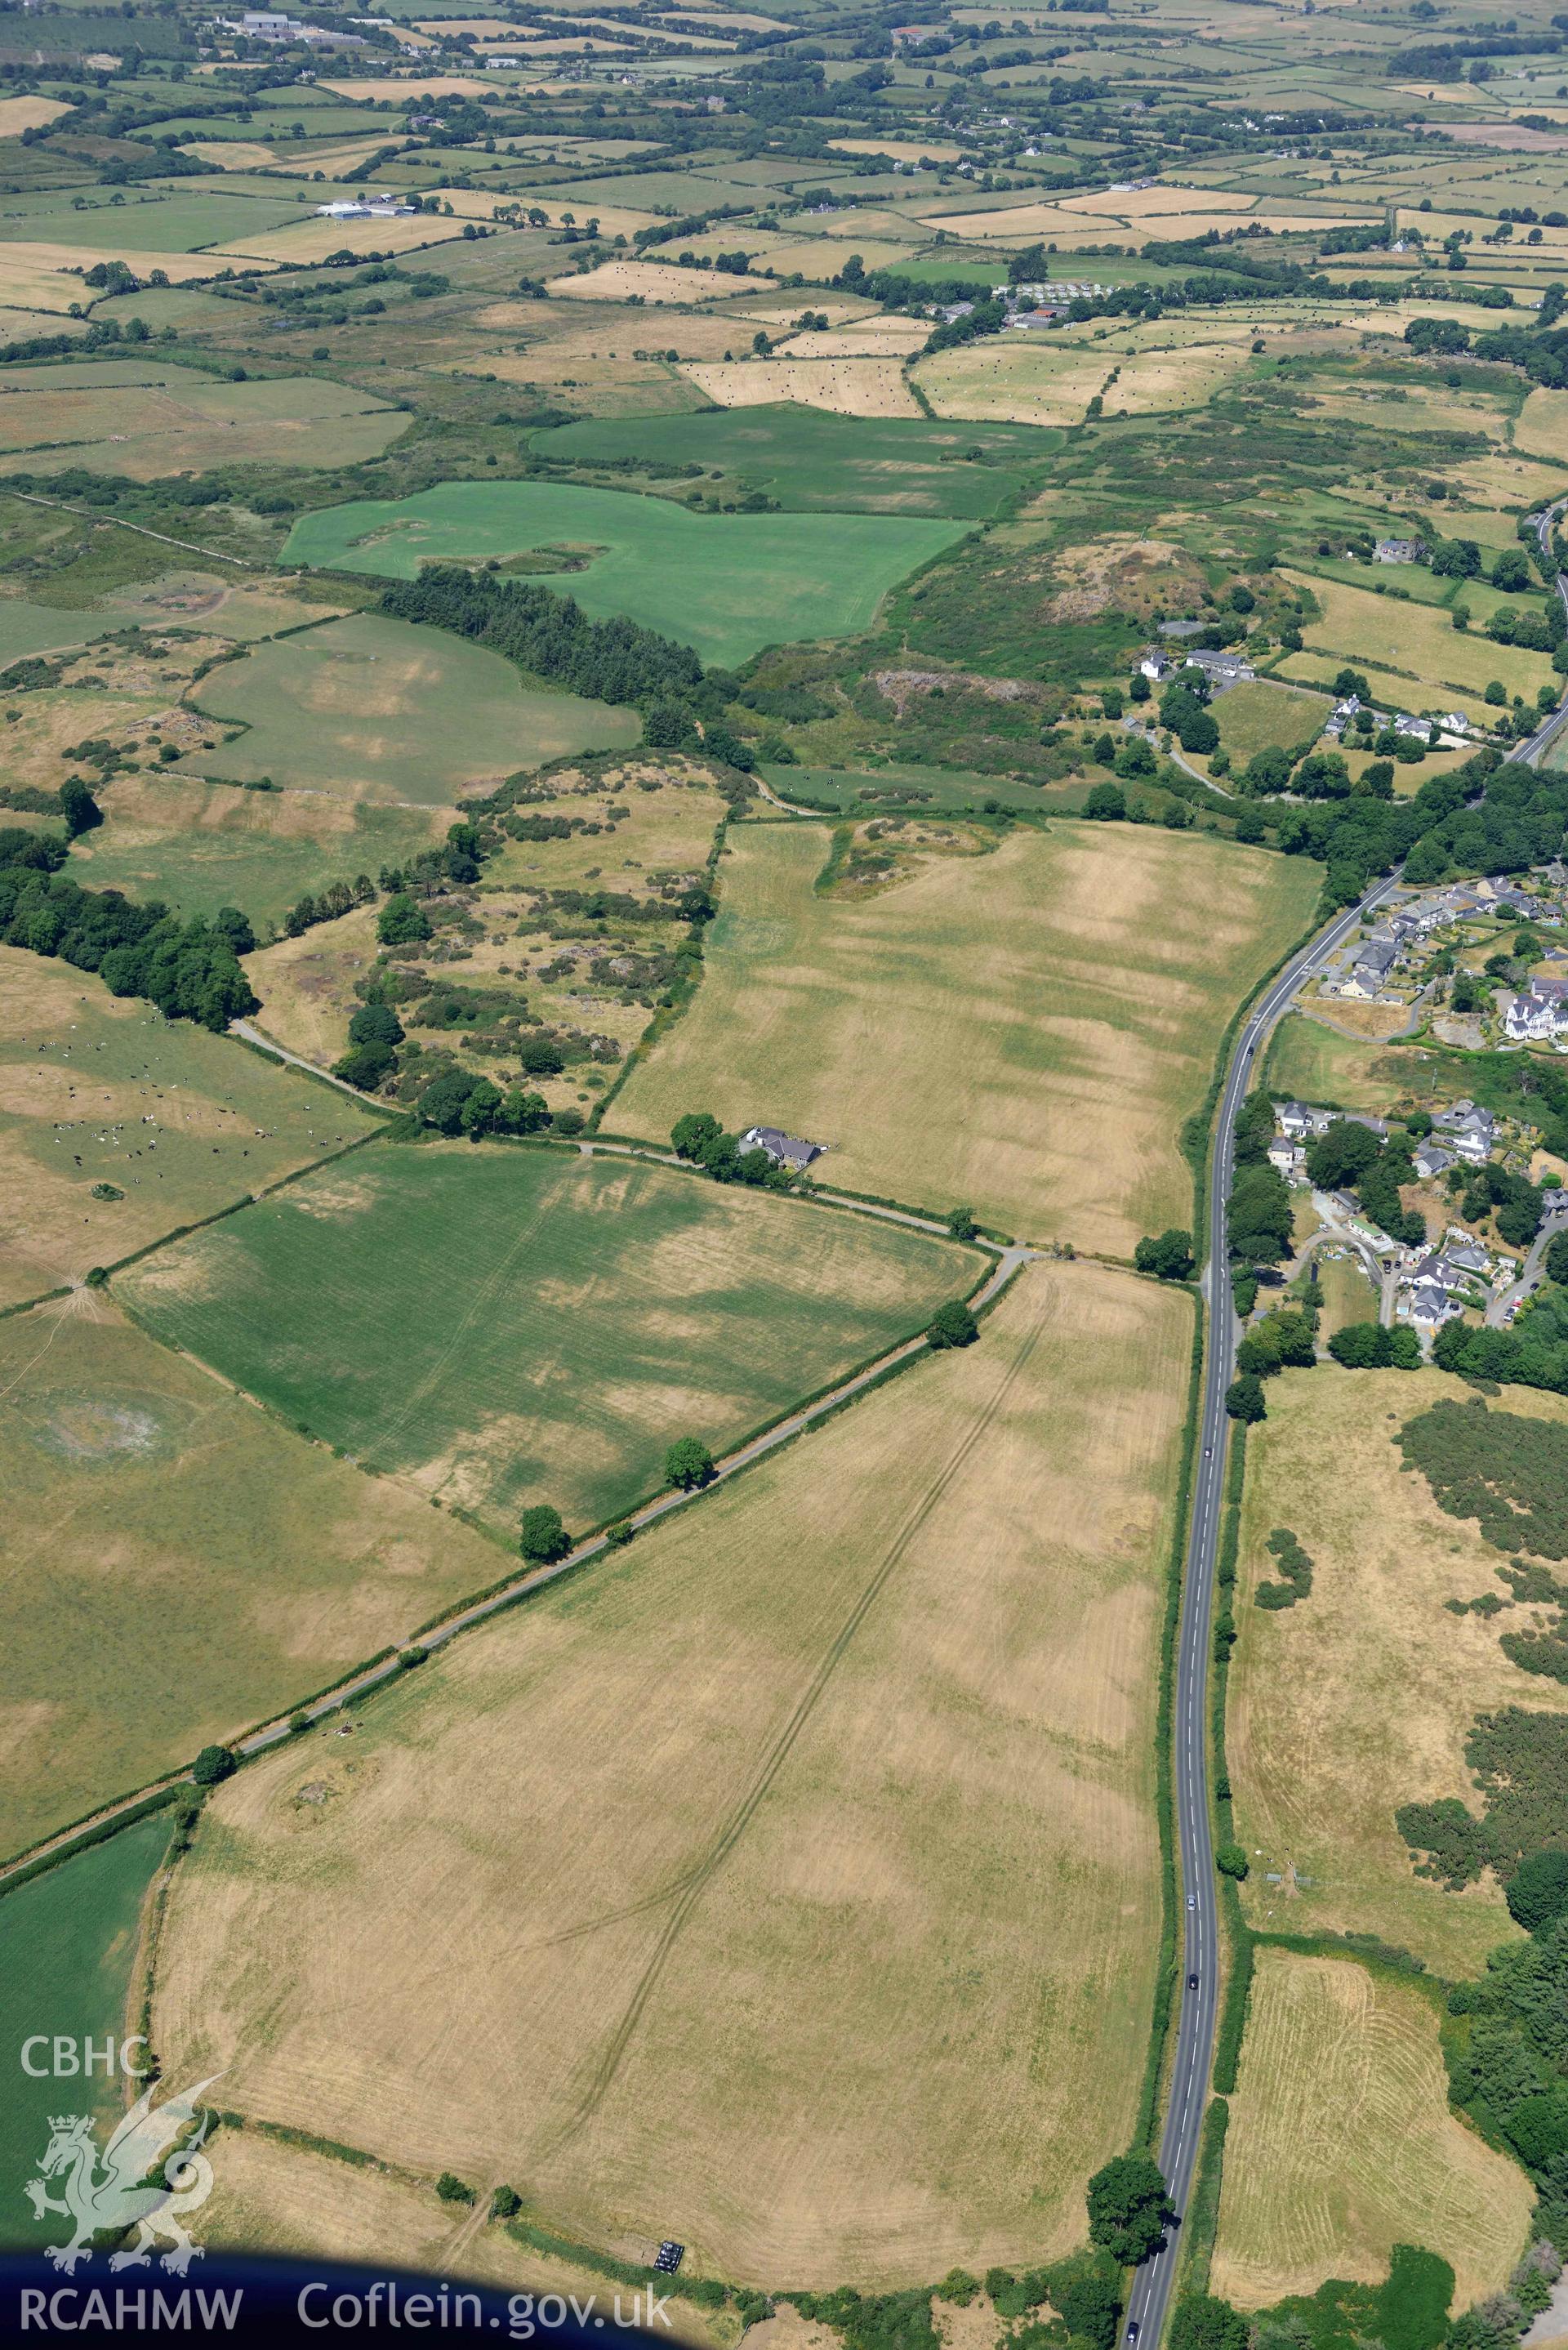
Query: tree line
378 565 703 711
0 829 256 1032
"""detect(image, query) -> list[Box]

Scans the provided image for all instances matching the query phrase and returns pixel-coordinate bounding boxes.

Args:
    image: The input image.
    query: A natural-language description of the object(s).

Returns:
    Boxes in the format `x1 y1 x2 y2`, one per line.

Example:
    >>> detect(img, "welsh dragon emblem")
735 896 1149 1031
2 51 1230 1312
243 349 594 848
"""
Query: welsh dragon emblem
24 2073 222 2276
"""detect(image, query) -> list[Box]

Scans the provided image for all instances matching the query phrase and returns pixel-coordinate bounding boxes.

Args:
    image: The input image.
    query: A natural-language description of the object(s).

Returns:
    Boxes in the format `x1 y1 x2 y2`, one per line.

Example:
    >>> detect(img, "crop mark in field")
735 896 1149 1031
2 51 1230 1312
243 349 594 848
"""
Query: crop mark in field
543 1282 1052 2150
355 1168 559 1473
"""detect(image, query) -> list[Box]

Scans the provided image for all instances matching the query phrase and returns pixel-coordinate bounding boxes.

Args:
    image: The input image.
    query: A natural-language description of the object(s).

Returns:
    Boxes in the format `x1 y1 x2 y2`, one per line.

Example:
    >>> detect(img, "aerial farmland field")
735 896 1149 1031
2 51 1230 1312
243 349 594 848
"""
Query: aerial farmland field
1212 1951 1533 2312
1281 568 1558 707
118 1141 969 1533
0 946 383 1307
615 819 1320 1254
0 1816 172 2241
177 612 639 803
7 0 1568 2316
72 772 452 928
0 1302 514 1853
1227 1368 1568 1975
0 361 407 478
527 407 1058 520
283 482 971 667
151 1260 1188 2285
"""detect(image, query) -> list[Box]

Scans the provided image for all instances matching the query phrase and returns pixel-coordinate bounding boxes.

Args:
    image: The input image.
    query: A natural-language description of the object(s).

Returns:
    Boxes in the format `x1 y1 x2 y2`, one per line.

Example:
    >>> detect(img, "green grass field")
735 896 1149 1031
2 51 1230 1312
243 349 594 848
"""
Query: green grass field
616 818 1320 1255
0 1303 514 1854
177 612 639 805
0 946 384 1309
283 482 971 667
762 762 1059 814
0 600 127 664
73 776 451 928
1214 680 1329 763
528 405 1059 519
0 190 309 252
118 1140 969 1535
0 1817 172 2248
1263 1012 1422 1113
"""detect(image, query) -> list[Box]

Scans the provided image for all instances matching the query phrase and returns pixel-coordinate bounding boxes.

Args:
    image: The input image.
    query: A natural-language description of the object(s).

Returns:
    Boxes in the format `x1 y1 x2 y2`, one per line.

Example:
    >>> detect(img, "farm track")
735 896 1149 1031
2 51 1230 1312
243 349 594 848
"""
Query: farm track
541 1279 1052 2152
6 484 256 569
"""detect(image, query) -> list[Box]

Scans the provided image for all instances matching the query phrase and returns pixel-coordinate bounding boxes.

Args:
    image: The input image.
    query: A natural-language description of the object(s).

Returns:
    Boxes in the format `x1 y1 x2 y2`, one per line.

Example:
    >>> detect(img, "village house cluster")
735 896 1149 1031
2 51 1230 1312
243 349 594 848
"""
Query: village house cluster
1265 1094 1544 1336
1312 869 1568 1012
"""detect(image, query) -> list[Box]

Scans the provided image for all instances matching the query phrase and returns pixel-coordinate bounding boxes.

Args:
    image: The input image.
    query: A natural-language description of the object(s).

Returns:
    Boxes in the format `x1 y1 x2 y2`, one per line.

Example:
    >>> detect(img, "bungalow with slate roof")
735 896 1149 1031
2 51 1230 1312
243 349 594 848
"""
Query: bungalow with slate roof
739 1126 824 1174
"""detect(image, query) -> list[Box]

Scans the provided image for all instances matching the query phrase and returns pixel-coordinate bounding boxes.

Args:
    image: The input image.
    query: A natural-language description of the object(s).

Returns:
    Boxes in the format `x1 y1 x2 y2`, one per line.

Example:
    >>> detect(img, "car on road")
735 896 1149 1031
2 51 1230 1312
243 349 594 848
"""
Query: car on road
1186 1893 1196 1910
1187 1973 1199 1990
1126 2325 1139 2343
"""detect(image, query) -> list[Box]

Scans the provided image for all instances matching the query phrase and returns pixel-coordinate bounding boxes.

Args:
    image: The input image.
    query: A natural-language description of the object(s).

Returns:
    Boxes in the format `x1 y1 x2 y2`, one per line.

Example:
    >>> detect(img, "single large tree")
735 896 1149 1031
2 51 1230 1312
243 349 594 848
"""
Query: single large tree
928 1300 979 1349
519 1505 571 1564
671 1112 722 1161
1134 1229 1194 1281
665 1435 716 1490
1085 2152 1174 2265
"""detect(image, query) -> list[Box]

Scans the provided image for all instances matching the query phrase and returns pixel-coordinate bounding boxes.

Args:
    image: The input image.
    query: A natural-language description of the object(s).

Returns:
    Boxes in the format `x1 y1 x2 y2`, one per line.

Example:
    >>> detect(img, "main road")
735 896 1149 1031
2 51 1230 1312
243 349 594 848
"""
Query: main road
1521 500 1568 767
1121 873 1400 2350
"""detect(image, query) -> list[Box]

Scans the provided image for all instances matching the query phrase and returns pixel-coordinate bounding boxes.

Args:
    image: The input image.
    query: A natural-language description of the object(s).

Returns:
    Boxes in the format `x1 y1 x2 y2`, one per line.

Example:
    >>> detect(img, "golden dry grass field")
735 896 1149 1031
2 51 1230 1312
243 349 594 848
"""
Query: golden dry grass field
0 948 383 1307
1212 1951 1534 2310
152 1260 1188 2288
917 316 1263 426
0 243 269 314
615 819 1319 1253
917 199 1363 245
1281 569 1557 708
733 236 911 279
0 1296 509 1857
774 321 931 359
178 138 287 172
0 96 69 136
917 337 1116 426
548 258 772 302
474 198 661 240
1228 1367 1568 1975
318 75 494 99
202 2134 738 2348
682 358 920 416
1513 386 1568 459
828 136 962 163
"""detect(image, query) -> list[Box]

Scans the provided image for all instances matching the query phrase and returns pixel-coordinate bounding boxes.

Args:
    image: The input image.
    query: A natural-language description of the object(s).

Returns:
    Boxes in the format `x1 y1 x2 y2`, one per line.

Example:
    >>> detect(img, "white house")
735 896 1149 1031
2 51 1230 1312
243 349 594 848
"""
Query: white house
1434 1099 1496 1162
